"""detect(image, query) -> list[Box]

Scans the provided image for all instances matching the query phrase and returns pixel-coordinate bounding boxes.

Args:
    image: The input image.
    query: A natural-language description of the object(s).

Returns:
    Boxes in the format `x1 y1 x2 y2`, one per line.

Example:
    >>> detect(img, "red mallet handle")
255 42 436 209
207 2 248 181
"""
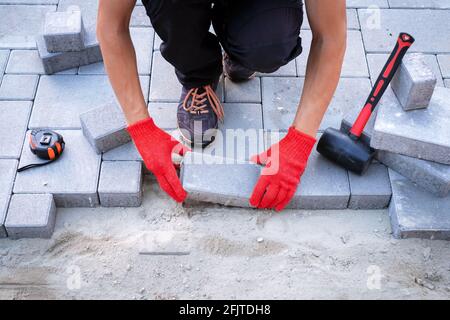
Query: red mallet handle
350 33 415 138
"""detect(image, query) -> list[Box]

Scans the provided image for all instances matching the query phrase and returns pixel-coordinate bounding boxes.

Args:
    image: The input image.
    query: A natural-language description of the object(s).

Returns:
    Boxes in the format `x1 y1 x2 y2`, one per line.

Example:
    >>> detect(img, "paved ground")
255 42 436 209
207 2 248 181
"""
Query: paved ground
0 0 450 299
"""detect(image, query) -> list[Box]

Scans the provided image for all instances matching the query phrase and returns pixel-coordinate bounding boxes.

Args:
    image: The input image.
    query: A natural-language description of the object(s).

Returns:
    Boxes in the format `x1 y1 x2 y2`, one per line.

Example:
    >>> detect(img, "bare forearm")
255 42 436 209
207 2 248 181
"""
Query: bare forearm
293 36 345 137
97 0 149 125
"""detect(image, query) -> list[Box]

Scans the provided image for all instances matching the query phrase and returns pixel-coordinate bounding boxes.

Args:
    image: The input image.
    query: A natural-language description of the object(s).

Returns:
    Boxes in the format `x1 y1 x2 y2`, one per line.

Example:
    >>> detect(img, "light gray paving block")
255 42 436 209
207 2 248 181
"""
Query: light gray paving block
340 105 378 147
391 53 437 110
0 159 18 238
5 194 56 239
388 0 450 9
78 28 153 75
182 137 350 210
377 150 450 197
296 30 369 78
359 9 450 53
0 101 32 159
371 87 450 165
0 50 9 84
148 103 178 130
81 27 102 65
437 54 450 79
256 59 297 77
30 75 149 129
348 163 392 209
445 79 450 88
389 170 450 240
202 103 264 161
80 102 130 154
224 77 261 103
98 161 143 207
262 77 372 131
57 0 98 32
6 49 77 74
347 0 389 7
138 231 191 256
131 5 151 27
14 130 101 208
102 142 142 162
0 74 39 100
43 8 85 52
0 5 56 49
367 53 444 87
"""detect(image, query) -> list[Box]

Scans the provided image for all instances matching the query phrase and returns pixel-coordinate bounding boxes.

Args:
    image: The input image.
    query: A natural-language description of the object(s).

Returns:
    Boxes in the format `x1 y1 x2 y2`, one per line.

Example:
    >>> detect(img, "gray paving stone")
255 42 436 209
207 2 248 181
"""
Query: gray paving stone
5 194 56 239
348 163 392 209
0 159 18 238
297 30 369 77
131 5 151 27
138 231 191 256
6 49 77 74
256 59 297 77
80 102 130 154
359 9 450 53
371 87 450 165
389 170 450 240
340 105 378 147
224 77 261 103
148 103 178 130
0 5 56 49
0 101 32 159
0 74 39 100
391 53 437 110
0 50 9 84
82 28 103 65
367 53 444 87
388 0 450 9
78 28 153 75
445 79 450 88
262 77 372 131
377 150 450 197
57 0 98 32
182 137 350 210
43 8 85 52
30 75 149 129
98 161 143 207
14 130 101 207
102 142 142 162
437 54 450 79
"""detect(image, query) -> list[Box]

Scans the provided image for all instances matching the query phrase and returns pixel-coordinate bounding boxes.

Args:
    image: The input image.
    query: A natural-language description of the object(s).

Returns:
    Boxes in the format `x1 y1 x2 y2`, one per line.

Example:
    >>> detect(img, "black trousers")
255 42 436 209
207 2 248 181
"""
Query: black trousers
142 0 304 89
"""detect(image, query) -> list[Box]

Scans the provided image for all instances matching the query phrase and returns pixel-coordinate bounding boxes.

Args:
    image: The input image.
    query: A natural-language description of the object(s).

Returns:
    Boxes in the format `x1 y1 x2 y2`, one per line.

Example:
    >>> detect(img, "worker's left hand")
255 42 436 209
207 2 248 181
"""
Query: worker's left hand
250 127 316 211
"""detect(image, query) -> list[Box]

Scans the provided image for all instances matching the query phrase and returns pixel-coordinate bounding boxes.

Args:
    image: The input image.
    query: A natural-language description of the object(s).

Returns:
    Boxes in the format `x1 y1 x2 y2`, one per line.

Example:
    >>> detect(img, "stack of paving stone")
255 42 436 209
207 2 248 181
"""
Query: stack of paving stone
343 53 450 240
36 6 102 75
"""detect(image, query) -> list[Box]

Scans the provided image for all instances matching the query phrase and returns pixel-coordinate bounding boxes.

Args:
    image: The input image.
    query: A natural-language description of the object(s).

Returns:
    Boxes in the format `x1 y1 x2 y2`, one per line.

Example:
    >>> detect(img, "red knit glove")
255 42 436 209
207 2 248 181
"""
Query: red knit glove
128 118 189 203
250 127 316 211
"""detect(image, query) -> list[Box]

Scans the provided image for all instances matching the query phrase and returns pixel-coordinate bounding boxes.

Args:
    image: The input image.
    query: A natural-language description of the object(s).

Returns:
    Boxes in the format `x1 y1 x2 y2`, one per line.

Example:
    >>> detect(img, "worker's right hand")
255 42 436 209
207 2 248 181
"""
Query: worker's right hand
127 118 189 203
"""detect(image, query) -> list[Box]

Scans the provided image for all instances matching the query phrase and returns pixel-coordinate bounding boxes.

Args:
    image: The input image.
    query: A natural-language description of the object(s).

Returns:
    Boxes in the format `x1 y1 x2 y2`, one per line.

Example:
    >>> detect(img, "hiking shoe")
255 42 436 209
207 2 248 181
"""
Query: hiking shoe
177 84 224 148
223 53 256 82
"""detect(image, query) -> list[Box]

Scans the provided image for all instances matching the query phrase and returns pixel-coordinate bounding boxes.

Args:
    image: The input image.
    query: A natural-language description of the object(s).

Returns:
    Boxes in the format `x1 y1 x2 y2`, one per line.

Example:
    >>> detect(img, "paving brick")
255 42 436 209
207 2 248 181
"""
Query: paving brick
5 194 56 239
30 75 149 129
131 5 151 27
14 130 101 207
43 8 85 52
78 28 153 75
83 29 103 65
0 74 39 100
102 142 142 162
0 50 9 84
391 53 437 110
445 79 450 88
340 105 378 147
224 77 261 103
348 163 391 209
138 231 191 256
6 49 77 74
0 159 18 238
57 0 98 32
98 161 143 207
148 103 178 130
377 150 450 197
388 0 450 9
80 102 130 154
0 101 32 159
262 77 372 131
371 87 450 165
182 138 350 210
367 53 444 87
437 54 450 78
0 5 56 49
297 30 369 77
359 9 450 53
389 170 450 240
256 59 297 77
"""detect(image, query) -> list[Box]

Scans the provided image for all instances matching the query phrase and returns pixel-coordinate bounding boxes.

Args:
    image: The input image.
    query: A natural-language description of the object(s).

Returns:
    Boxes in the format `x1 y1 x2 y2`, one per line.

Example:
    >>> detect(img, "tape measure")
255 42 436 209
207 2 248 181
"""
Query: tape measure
17 130 65 172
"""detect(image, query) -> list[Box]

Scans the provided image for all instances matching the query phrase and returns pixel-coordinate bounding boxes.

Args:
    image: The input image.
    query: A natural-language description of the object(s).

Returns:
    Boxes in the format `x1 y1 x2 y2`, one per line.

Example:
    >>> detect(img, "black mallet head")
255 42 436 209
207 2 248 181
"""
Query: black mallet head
317 128 376 175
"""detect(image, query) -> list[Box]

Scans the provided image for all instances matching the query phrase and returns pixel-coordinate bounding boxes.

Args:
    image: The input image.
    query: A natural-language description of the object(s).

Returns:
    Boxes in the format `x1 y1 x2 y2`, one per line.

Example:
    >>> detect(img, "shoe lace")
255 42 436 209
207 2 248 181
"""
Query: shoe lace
182 85 224 121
